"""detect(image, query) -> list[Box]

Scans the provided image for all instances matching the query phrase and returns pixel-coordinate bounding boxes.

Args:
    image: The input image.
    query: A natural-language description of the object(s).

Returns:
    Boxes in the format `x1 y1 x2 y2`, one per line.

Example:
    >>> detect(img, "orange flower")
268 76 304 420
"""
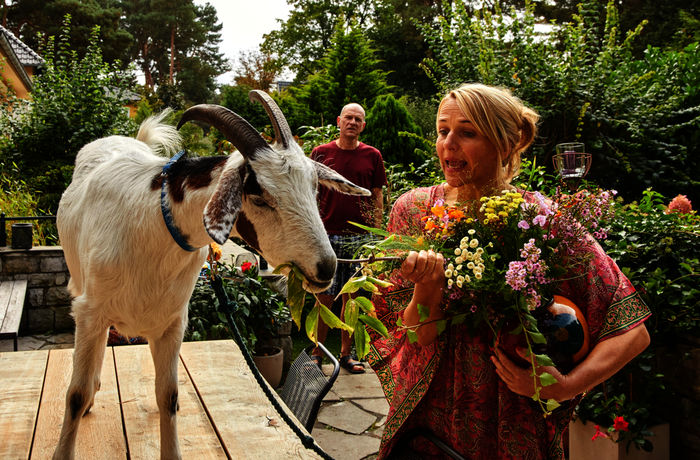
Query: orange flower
448 209 466 220
208 242 222 261
425 220 436 231
431 205 445 217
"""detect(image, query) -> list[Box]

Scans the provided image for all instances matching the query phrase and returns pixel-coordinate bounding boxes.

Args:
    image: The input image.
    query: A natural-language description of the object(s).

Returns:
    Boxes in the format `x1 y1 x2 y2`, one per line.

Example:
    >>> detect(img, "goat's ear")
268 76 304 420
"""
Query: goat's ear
312 159 372 196
203 165 243 244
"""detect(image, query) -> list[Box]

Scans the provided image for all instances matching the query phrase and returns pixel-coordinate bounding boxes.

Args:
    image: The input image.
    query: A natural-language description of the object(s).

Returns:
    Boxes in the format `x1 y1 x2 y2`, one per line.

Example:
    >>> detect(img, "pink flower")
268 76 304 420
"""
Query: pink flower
518 220 530 230
591 425 610 441
666 194 692 214
532 214 547 227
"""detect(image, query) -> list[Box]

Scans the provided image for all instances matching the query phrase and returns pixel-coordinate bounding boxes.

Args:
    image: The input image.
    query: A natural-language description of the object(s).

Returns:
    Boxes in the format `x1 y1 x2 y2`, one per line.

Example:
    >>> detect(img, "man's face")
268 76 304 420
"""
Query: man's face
337 105 366 138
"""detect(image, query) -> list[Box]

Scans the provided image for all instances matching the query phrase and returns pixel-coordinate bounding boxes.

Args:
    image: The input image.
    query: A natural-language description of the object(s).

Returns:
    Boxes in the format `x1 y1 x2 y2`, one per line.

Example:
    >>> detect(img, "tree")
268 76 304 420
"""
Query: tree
3 0 133 66
286 24 392 128
0 17 135 212
363 94 425 166
233 50 281 91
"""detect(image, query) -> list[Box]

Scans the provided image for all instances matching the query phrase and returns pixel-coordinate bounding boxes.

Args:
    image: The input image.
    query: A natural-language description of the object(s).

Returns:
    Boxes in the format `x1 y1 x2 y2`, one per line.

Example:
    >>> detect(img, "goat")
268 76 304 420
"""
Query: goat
53 90 370 460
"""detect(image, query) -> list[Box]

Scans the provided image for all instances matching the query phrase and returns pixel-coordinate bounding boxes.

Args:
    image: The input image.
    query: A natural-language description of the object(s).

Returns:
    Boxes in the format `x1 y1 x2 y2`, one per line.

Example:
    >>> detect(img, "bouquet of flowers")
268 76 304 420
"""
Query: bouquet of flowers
345 187 616 414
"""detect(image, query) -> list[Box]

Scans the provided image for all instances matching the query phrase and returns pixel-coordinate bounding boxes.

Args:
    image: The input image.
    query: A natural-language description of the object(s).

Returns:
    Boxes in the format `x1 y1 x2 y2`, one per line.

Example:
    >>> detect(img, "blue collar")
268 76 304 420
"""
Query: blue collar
160 150 198 252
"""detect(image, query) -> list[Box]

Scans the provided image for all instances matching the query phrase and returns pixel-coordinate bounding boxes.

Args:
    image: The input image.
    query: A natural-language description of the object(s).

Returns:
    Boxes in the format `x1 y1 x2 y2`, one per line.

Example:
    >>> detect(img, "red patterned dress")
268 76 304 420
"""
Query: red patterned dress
367 185 651 459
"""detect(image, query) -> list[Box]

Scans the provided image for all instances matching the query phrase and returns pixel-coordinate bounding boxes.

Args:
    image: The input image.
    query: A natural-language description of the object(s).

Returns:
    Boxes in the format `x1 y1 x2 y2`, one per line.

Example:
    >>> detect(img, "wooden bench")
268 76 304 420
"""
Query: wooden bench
0 279 28 351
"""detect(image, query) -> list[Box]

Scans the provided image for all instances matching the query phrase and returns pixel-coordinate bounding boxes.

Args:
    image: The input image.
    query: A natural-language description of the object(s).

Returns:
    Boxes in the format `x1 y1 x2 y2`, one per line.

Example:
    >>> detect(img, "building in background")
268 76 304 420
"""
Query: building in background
0 25 43 101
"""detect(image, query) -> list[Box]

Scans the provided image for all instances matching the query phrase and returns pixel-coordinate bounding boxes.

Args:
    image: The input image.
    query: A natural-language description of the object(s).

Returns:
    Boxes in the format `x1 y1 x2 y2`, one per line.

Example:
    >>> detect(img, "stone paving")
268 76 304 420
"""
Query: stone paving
1 334 387 460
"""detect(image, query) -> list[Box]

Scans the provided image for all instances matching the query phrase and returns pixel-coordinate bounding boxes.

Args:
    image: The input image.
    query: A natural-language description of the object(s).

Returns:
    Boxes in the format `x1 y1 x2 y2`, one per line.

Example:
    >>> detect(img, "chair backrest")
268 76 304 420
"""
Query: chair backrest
278 342 340 432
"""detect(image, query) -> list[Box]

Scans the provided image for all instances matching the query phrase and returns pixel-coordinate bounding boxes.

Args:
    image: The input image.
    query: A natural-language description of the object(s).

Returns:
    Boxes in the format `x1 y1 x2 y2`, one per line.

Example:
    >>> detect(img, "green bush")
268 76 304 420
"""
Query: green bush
0 16 135 213
363 94 425 166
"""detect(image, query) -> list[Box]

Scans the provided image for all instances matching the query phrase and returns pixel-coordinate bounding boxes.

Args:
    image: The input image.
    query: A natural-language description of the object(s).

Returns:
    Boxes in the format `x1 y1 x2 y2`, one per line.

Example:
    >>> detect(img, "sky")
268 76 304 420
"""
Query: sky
194 0 293 85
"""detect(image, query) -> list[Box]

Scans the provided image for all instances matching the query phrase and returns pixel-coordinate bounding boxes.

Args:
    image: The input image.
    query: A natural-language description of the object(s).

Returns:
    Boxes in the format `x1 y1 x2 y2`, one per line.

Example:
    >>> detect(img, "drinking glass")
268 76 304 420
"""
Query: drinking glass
553 142 591 191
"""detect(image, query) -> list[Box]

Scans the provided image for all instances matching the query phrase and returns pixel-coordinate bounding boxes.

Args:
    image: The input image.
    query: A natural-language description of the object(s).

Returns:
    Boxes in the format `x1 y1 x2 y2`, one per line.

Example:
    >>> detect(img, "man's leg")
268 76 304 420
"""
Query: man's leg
311 293 334 364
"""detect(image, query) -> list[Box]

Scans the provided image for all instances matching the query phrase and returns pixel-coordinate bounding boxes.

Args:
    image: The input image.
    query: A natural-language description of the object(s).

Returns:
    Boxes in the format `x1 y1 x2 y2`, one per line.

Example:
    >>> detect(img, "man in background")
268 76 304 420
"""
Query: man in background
310 102 387 373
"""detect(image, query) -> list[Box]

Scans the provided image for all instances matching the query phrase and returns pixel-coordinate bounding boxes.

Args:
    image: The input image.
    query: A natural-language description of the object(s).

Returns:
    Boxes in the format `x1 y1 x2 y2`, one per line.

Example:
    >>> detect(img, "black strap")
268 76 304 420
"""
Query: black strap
210 276 335 460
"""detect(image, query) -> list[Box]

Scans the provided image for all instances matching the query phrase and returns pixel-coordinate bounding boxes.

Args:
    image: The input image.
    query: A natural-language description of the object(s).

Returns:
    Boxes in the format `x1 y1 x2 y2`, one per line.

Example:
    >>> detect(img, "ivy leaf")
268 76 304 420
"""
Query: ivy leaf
546 398 561 412
359 313 389 338
538 371 558 387
535 354 556 367
406 328 419 344
435 319 447 335
417 303 430 322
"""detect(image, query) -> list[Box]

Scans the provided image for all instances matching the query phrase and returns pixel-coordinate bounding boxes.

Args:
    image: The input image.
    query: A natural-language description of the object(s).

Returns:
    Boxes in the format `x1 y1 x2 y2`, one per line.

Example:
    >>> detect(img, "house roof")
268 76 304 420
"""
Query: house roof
0 25 43 67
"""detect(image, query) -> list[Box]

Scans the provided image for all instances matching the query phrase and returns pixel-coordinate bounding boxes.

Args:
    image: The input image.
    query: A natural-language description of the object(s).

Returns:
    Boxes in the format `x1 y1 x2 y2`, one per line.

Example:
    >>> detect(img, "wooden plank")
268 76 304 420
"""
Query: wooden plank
179 340 322 460
31 348 127 460
0 280 27 338
0 281 15 336
114 344 226 460
0 350 48 459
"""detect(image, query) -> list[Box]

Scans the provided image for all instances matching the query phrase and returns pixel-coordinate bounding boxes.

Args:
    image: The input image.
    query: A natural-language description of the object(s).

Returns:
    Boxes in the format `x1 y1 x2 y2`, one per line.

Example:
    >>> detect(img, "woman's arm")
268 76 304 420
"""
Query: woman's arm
492 323 650 401
400 250 446 346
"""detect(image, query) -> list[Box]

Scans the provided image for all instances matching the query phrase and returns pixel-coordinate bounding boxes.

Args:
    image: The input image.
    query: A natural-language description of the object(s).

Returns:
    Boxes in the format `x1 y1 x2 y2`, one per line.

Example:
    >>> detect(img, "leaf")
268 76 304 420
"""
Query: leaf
535 354 555 367
354 322 370 358
348 221 392 237
339 276 368 295
343 298 359 330
319 303 353 332
361 281 380 293
417 303 430 322
538 371 558 387
526 330 547 344
305 305 320 344
367 276 393 288
406 328 419 344
355 296 375 314
545 398 561 412
359 314 389 338
435 319 447 335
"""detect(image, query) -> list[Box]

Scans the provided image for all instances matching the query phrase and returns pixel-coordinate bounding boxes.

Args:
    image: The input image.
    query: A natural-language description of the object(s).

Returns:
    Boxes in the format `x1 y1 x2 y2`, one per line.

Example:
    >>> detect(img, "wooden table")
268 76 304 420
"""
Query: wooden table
0 340 323 459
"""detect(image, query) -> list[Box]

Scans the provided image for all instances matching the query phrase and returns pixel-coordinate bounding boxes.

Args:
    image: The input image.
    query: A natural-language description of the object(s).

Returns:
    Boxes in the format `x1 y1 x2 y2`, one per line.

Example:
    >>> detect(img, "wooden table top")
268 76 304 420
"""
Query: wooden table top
0 340 323 459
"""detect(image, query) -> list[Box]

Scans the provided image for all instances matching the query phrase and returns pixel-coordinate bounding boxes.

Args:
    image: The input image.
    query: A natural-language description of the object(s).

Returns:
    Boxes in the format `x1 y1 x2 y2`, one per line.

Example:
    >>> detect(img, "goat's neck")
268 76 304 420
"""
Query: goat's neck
164 154 243 250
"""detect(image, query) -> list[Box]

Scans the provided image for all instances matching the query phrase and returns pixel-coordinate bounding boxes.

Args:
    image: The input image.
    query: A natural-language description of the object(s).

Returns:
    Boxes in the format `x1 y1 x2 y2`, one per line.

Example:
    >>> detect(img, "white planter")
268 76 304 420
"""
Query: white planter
253 345 283 388
569 419 670 460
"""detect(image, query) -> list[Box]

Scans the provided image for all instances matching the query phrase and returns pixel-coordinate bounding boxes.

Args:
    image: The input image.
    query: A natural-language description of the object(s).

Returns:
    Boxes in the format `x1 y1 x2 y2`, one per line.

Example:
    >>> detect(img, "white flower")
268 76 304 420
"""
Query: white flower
456 264 463 271
477 263 485 271
454 248 462 256
448 279 454 287
447 263 454 271
456 279 463 288
457 275 465 283
475 272 482 279
445 269 453 278
464 251 474 261
465 275 471 283
491 255 497 262
468 229 476 235
467 262 475 270
469 239 479 248
455 256 464 264
476 247 484 255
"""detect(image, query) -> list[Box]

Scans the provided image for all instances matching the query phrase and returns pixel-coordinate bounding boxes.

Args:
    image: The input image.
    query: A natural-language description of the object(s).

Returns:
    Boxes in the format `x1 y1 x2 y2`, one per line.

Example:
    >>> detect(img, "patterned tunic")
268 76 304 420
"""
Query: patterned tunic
367 185 651 459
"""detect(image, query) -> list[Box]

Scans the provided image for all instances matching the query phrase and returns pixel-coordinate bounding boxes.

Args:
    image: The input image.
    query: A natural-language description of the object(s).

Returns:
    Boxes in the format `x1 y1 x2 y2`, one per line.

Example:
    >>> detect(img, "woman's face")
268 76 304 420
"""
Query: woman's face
436 97 500 191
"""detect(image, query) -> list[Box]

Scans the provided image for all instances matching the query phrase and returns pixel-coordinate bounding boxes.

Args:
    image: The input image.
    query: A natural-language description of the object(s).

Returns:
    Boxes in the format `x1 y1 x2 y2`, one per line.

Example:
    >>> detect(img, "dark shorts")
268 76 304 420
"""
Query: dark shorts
324 234 370 297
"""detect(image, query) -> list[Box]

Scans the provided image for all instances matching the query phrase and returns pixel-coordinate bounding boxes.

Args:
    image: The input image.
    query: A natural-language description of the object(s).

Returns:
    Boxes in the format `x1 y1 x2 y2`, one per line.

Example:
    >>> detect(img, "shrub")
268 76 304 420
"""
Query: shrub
363 94 425 166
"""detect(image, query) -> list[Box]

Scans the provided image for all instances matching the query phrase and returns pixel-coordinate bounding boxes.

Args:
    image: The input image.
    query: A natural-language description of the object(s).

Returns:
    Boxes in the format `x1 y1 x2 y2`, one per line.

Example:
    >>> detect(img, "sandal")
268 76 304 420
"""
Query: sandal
340 355 365 374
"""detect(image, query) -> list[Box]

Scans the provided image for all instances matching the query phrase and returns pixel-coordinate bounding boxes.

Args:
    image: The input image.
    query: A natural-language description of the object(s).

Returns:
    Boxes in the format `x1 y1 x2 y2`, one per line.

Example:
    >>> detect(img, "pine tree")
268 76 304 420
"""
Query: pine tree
363 94 424 166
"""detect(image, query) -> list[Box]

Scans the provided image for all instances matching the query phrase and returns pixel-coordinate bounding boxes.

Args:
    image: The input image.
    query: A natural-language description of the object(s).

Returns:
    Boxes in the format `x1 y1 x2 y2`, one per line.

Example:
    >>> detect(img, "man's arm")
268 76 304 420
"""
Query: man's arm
370 187 383 228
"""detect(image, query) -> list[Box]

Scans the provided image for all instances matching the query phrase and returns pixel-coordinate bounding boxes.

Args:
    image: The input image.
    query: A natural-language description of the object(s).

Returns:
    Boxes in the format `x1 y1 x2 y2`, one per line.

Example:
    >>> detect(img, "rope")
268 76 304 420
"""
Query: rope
210 276 335 460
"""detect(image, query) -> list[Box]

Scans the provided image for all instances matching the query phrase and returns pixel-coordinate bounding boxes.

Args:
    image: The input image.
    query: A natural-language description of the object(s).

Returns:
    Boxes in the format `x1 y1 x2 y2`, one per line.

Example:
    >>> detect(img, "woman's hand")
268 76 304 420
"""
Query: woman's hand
401 249 445 286
491 347 573 402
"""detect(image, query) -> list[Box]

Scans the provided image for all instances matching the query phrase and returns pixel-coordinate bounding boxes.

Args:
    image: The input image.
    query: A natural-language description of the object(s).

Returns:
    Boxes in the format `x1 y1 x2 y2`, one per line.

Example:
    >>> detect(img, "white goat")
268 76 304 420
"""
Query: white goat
53 90 370 460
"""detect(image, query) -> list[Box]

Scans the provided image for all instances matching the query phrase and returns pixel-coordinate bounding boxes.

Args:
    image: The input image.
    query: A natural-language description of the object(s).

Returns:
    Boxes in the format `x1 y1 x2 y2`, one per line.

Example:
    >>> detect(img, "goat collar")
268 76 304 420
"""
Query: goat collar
160 150 198 252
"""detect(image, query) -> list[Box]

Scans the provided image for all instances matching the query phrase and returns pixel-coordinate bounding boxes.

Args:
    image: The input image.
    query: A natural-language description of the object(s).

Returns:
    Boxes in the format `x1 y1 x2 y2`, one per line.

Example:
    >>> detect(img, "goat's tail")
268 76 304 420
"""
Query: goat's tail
136 109 182 158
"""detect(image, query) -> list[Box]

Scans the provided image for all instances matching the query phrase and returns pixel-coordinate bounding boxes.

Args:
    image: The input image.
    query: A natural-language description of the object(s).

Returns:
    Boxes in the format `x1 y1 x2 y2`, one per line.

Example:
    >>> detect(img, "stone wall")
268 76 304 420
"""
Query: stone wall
0 246 73 333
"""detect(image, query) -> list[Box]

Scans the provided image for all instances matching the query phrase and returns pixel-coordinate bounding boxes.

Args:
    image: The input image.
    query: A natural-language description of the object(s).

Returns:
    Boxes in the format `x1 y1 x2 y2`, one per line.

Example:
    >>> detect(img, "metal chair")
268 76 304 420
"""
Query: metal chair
278 342 340 432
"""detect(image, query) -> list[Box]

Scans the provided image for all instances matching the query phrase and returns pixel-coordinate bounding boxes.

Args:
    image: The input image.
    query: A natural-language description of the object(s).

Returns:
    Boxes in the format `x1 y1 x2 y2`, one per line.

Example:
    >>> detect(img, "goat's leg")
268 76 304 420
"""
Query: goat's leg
148 318 186 460
53 302 110 460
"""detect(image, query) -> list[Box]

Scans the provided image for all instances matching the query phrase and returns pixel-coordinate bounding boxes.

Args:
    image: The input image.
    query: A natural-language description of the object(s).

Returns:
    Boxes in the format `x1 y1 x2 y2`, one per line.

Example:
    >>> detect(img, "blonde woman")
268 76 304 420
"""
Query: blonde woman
367 84 651 459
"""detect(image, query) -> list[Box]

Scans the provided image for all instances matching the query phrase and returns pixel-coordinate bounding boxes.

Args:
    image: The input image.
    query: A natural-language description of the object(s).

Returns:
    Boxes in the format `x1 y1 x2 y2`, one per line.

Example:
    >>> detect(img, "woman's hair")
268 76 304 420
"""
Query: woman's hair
438 83 539 184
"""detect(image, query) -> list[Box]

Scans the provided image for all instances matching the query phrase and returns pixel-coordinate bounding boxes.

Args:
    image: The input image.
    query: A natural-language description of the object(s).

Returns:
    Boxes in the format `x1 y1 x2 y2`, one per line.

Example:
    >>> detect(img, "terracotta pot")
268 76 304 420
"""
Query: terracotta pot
498 295 590 373
253 345 283 388
569 419 670 460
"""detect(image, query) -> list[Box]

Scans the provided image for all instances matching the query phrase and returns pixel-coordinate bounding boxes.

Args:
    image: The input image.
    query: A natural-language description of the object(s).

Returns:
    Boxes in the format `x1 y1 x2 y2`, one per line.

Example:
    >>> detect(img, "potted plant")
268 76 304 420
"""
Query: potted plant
186 249 291 388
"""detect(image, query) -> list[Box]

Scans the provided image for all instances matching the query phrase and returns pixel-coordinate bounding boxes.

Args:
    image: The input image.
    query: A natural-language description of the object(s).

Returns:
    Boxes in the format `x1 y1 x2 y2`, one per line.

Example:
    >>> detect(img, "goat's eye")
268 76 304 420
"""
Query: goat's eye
249 195 269 208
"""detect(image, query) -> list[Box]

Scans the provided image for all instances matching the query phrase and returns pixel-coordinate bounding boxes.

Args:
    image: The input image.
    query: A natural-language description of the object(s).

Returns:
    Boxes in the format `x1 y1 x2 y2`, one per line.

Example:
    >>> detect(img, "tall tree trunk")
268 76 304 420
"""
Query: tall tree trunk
169 26 175 84
143 42 154 88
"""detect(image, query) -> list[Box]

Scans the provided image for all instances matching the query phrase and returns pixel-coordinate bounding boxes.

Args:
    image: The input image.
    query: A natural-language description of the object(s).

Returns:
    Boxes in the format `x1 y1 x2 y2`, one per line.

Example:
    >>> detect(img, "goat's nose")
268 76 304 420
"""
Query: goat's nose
316 258 336 283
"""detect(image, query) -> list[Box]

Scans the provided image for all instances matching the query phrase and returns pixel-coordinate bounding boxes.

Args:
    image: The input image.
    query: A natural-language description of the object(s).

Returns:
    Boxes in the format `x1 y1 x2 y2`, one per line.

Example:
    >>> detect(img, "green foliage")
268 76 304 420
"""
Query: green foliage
219 84 270 131
363 94 425 166
186 264 290 354
285 23 392 129
0 160 57 245
0 16 135 213
420 0 700 202
575 189 699 450
297 124 339 156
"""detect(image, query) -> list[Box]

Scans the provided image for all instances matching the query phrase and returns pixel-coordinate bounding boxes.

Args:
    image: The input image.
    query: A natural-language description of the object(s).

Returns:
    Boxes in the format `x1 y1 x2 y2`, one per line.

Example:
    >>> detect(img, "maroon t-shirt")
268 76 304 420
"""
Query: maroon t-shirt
311 141 387 235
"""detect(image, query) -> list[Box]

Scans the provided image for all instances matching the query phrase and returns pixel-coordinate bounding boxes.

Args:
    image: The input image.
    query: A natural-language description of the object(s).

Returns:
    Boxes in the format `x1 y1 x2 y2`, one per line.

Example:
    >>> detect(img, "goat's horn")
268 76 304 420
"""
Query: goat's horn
248 90 294 151
177 104 267 157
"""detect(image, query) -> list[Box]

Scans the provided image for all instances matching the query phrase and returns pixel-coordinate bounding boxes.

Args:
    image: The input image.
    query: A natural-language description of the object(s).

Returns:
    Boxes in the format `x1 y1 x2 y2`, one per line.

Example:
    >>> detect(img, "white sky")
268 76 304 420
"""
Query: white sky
194 0 292 85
